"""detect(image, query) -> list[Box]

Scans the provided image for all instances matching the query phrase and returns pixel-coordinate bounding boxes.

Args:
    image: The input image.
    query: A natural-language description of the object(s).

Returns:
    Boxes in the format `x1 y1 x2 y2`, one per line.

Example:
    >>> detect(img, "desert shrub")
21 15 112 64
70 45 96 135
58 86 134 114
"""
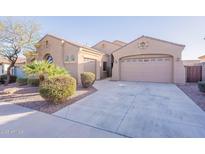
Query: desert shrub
0 75 17 84
39 75 76 104
16 78 28 86
198 81 205 93
27 78 40 86
81 72 95 88
24 61 68 81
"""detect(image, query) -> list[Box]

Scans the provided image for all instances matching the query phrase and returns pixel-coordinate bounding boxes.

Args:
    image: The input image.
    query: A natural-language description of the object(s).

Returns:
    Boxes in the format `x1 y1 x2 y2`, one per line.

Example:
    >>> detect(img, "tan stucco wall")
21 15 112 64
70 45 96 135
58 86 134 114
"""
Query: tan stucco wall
112 37 186 84
78 48 105 82
36 35 105 83
36 35 80 80
92 41 119 76
36 36 65 67
62 43 79 80
112 40 126 47
92 40 121 55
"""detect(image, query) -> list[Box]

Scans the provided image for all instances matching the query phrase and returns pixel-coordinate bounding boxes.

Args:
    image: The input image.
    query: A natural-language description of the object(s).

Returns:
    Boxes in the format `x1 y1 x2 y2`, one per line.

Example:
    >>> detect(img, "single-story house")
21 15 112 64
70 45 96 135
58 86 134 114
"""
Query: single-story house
33 34 108 83
0 56 26 77
199 55 205 62
31 34 190 84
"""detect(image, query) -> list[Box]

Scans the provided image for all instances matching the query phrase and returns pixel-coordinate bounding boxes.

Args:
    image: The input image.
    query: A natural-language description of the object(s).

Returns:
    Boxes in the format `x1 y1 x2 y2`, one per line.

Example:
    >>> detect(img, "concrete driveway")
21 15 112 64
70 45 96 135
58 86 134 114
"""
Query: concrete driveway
54 80 205 137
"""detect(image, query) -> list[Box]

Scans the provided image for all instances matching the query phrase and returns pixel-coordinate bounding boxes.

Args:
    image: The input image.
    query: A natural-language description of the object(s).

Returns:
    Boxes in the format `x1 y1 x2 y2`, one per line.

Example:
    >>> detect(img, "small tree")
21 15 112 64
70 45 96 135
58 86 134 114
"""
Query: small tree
0 18 40 85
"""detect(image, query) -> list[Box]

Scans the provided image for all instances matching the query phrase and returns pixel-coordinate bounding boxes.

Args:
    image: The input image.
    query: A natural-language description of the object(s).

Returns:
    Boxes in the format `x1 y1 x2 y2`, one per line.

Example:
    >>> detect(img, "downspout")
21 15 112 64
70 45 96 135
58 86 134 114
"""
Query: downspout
77 48 82 84
61 40 65 67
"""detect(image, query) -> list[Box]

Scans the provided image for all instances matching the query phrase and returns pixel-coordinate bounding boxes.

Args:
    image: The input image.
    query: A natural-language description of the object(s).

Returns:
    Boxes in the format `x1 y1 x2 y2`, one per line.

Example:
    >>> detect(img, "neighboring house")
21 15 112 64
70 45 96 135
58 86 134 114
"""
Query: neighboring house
111 36 186 84
34 34 107 83
0 56 8 75
198 55 205 62
0 56 26 77
183 60 201 66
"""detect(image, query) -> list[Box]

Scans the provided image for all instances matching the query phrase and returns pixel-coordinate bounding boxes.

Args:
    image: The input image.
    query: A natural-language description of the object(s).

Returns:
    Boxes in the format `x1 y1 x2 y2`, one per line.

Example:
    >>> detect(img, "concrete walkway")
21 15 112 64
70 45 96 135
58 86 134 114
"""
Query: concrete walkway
0 102 122 137
54 80 205 137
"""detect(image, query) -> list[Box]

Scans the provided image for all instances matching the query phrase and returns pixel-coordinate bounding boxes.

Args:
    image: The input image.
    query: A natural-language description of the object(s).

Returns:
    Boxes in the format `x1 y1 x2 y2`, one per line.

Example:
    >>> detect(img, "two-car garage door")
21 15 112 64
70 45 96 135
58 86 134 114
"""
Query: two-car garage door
120 55 173 83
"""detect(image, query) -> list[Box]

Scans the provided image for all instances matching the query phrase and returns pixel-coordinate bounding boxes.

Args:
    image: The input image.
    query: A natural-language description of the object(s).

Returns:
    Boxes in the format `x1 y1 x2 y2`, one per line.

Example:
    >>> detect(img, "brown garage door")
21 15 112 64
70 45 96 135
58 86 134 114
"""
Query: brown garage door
84 58 96 75
120 56 173 83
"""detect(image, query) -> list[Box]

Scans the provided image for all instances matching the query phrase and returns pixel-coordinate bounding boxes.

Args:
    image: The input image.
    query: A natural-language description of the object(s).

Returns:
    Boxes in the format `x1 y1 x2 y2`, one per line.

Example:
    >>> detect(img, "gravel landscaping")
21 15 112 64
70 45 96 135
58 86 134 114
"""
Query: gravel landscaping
0 83 97 114
177 83 205 111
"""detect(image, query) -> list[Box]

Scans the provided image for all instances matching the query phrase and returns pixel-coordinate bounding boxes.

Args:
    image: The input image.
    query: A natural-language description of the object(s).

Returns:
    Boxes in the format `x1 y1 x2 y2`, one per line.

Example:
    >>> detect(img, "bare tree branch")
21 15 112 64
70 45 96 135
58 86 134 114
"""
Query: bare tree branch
0 17 40 85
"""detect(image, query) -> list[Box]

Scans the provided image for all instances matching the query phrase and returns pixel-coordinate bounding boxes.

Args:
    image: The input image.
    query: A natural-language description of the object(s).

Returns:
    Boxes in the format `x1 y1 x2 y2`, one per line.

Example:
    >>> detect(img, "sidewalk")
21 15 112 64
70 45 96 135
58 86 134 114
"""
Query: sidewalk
0 102 123 138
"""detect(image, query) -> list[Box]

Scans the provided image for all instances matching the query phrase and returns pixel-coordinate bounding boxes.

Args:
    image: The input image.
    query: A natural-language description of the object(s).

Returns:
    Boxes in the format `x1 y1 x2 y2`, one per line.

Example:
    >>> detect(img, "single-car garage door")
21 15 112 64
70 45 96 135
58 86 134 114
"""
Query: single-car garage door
84 58 96 75
120 55 173 83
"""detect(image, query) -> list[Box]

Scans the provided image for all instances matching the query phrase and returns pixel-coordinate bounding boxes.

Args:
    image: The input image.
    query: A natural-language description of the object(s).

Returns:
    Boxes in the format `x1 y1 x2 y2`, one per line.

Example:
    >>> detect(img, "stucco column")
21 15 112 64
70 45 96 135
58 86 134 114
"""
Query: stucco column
96 60 101 80
173 57 185 84
111 58 120 80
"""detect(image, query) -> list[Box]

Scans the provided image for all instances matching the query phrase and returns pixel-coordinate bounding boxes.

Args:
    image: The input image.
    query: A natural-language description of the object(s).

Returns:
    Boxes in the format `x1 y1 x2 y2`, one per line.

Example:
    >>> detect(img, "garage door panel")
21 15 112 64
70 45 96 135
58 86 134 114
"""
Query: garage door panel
120 57 172 83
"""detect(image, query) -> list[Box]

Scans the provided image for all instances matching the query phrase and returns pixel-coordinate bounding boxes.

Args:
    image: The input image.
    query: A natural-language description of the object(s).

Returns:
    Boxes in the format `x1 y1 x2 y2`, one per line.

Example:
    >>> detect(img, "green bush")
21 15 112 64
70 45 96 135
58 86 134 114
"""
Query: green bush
198 81 205 93
24 61 68 81
27 78 40 86
16 78 28 86
0 75 17 84
81 72 96 88
39 75 76 104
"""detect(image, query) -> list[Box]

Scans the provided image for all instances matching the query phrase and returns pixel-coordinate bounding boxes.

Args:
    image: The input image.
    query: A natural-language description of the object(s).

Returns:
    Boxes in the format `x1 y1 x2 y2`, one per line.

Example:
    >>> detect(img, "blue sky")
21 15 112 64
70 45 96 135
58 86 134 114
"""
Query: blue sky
3 16 205 59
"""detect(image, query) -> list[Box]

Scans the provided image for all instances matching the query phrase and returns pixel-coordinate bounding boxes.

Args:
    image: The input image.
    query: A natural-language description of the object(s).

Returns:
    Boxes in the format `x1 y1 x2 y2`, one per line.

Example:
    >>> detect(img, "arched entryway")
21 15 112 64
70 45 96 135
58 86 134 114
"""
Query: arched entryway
43 53 54 64
119 54 173 83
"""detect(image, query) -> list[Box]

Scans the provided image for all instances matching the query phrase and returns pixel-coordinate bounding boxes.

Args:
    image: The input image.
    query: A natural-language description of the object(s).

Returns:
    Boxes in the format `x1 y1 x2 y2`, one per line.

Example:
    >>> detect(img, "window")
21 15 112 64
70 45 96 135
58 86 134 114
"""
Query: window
103 62 107 71
70 55 75 61
138 41 148 49
45 40 48 48
102 43 105 48
43 54 53 63
47 55 53 63
65 55 75 62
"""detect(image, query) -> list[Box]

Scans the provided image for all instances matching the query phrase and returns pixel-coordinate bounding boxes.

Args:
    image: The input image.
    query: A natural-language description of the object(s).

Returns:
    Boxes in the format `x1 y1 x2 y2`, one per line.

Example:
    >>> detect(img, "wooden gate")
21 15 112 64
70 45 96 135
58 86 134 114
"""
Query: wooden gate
185 66 202 82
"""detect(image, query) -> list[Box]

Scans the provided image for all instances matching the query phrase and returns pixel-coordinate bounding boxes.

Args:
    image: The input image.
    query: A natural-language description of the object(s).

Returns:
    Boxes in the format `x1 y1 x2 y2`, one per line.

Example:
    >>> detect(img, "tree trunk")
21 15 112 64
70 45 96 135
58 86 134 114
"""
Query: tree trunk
4 61 15 86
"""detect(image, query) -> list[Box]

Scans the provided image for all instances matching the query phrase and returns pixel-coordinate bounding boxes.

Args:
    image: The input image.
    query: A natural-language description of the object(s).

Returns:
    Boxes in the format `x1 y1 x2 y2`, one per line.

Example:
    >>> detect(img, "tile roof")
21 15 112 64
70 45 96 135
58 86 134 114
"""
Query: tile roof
39 34 104 54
